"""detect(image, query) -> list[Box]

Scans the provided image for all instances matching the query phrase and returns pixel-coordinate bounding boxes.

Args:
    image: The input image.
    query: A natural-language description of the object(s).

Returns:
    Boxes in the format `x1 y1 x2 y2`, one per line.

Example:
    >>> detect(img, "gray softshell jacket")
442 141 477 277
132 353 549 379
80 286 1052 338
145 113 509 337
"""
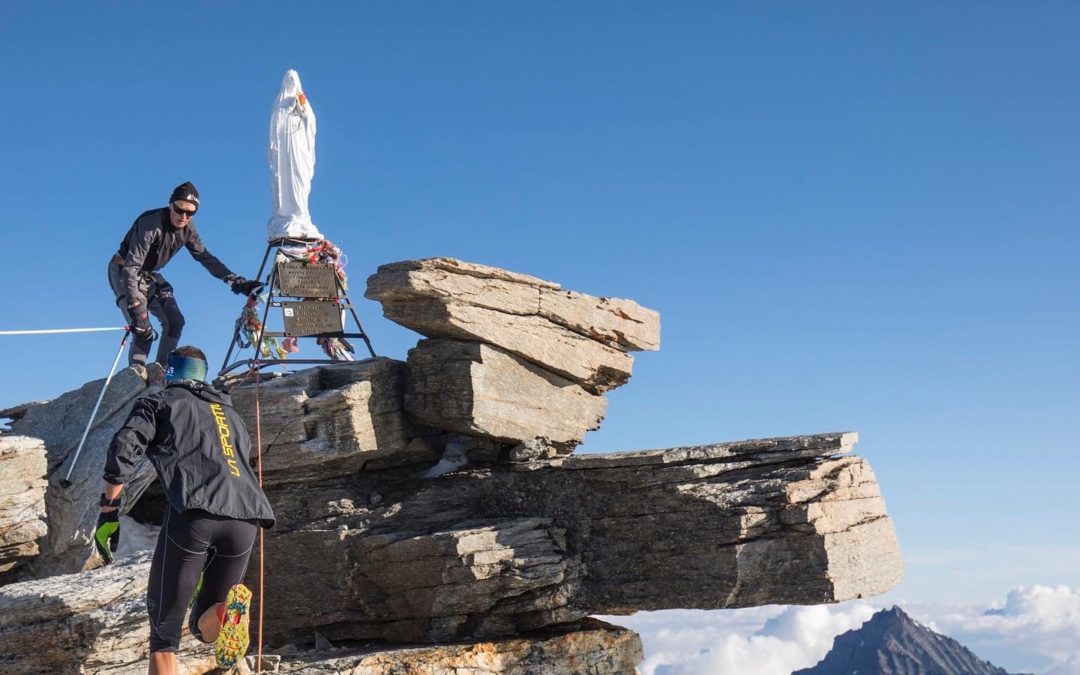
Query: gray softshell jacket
115 208 235 308
104 380 275 528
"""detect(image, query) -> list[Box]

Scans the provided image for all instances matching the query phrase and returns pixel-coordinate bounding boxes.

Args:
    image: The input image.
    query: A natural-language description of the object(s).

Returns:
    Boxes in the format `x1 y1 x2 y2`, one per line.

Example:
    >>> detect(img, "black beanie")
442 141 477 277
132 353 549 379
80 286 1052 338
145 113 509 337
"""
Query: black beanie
170 181 200 208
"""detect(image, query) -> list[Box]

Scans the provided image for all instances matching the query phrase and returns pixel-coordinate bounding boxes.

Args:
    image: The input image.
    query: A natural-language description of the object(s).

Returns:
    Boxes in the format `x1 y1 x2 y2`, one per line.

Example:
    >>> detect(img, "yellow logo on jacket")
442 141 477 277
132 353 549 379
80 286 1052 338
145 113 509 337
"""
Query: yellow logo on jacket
209 403 241 478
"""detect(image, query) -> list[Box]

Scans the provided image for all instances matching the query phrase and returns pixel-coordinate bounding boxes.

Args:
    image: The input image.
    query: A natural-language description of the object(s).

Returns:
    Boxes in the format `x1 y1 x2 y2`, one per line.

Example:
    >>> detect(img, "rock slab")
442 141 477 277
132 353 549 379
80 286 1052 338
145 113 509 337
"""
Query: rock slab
255 429 902 644
274 618 643 675
225 359 431 483
0 550 641 675
366 258 660 393
405 339 607 450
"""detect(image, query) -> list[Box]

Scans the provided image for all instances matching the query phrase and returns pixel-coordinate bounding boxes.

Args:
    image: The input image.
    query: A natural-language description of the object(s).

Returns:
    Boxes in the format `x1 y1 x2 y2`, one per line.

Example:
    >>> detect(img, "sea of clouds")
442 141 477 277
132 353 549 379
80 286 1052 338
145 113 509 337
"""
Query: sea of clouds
597 585 1080 675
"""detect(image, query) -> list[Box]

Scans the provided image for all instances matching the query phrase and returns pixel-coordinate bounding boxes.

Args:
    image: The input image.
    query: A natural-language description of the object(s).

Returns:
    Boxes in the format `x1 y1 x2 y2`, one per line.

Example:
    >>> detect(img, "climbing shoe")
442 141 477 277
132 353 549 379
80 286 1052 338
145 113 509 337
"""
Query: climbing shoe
215 583 252 670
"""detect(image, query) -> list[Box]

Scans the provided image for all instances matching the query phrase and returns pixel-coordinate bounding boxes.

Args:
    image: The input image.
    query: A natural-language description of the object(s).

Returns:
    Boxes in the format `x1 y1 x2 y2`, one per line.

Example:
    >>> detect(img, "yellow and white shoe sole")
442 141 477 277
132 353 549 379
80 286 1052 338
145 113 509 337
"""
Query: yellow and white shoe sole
214 583 252 670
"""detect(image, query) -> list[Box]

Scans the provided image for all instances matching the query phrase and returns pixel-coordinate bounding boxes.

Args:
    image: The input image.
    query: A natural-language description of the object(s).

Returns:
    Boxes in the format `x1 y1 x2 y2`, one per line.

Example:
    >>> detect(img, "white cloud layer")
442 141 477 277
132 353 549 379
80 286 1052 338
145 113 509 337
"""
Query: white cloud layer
597 603 876 675
909 585 1080 674
598 585 1080 675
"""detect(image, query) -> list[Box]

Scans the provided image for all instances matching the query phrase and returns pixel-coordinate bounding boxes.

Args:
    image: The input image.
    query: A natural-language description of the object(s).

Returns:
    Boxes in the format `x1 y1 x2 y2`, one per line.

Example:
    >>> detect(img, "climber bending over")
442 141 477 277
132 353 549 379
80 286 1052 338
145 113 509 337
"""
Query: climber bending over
108 181 263 367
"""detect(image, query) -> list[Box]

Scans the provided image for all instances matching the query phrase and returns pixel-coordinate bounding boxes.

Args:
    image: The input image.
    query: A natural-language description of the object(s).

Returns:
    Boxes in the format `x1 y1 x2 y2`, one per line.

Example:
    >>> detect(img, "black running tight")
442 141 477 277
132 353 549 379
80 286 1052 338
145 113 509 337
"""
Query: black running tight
146 506 257 653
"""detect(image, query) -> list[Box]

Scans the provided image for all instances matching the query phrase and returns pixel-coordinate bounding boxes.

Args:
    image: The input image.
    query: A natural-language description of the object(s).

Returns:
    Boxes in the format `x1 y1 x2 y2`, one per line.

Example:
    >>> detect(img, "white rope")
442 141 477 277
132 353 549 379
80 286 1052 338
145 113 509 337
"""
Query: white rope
0 326 128 336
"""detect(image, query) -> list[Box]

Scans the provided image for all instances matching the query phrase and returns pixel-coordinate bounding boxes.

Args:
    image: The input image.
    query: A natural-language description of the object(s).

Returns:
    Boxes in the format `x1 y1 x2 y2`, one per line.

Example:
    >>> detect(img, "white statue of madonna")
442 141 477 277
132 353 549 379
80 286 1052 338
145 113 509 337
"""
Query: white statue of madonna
267 69 323 241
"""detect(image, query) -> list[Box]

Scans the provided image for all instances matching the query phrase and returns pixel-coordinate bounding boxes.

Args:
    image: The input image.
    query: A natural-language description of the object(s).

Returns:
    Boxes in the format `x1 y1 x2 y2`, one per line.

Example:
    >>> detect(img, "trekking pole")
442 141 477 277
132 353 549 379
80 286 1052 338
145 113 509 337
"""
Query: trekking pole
58 328 131 489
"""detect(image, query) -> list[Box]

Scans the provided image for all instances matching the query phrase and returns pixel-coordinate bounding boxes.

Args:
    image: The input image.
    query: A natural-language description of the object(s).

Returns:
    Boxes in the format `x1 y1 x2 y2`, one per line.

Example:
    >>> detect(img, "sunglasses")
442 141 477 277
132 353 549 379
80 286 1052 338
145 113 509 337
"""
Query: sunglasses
171 203 197 218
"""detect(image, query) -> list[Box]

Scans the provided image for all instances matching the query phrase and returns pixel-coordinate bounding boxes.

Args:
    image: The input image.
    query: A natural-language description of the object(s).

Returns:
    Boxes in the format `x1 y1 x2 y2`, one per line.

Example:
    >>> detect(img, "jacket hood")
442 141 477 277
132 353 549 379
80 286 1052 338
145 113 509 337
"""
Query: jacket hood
166 380 232 406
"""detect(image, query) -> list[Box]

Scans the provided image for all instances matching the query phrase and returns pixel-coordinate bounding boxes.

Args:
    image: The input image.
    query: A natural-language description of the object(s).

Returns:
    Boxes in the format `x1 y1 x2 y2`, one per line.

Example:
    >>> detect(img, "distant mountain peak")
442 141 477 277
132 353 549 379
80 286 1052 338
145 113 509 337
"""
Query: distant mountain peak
794 606 1025 675
872 604 911 623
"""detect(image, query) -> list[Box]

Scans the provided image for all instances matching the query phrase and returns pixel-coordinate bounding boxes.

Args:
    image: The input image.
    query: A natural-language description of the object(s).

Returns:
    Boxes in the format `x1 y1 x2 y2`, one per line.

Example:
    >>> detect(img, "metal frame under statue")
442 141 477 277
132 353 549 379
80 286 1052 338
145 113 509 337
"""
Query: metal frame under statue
218 236 376 377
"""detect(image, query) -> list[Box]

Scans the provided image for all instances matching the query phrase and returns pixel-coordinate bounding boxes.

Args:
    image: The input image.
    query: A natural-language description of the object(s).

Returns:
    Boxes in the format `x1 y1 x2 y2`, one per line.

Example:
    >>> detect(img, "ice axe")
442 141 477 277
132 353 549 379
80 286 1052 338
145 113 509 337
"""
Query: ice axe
58 328 131 489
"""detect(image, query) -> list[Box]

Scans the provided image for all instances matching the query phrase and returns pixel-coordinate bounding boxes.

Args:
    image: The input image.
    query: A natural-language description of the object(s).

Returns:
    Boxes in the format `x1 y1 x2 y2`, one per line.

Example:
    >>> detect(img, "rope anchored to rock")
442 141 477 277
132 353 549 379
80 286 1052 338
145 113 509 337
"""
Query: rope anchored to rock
0 326 128 335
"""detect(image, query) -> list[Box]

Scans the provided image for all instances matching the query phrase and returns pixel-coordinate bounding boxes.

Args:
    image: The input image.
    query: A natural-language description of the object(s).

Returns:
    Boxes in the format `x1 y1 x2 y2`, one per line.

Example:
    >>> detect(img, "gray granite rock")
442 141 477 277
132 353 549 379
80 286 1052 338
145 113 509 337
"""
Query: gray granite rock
262 517 583 645
0 349 901 672
0 429 900 668
0 551 167 673
0 400 48 428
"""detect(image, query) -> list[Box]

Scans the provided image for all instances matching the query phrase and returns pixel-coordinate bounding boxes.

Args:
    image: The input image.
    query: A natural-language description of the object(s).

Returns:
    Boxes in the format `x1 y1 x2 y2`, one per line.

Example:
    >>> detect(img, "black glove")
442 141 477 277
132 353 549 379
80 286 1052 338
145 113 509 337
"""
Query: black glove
94 510 120 564
129 308 156 342
229 276 264 296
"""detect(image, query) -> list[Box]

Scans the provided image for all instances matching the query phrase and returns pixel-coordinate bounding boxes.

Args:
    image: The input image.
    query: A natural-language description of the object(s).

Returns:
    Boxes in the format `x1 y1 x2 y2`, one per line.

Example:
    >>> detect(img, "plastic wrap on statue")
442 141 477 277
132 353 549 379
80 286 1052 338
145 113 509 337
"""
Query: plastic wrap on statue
267 69 323 242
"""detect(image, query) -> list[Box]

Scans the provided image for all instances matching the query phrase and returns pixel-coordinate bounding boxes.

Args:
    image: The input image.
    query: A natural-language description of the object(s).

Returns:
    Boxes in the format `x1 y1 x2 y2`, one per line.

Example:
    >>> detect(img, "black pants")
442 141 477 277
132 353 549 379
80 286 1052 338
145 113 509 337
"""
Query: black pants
107 260 186 366
147 506 257 653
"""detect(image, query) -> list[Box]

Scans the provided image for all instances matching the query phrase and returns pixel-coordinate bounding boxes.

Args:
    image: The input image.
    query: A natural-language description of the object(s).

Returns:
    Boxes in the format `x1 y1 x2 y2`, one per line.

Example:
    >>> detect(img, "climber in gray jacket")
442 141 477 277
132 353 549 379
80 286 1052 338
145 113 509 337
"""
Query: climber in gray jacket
108 181 263 367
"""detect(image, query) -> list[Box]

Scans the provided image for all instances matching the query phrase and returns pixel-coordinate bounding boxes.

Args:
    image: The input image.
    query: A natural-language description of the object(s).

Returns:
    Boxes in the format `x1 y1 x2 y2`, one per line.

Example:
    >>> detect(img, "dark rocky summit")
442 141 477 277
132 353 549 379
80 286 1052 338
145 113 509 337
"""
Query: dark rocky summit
795 606 1025 675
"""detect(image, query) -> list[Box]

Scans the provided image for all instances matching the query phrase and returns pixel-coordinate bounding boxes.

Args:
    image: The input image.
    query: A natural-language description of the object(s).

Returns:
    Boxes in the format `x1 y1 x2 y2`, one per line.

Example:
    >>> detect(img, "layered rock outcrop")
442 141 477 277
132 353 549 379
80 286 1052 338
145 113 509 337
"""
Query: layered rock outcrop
0 548 641 674
364 258 660 394
1 368 157 579
270 619 644 675
366 258 660 454
254 430 899 647
224 358 429 484
0 258 903 674
404 338 608 449
0 435 48 583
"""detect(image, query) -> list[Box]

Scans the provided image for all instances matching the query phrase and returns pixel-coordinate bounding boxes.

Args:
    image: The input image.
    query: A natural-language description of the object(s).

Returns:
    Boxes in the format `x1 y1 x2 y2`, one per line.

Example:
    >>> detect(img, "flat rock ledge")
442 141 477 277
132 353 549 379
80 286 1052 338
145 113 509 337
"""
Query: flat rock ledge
0 550 641 675
256 431 902 646
0 427 901 672
273 619 642 675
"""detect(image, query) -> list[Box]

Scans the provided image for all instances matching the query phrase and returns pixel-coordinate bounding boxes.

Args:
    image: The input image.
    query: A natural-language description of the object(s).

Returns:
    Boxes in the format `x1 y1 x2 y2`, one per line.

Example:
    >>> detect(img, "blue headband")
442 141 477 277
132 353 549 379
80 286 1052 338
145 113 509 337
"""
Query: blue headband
165 354 208 383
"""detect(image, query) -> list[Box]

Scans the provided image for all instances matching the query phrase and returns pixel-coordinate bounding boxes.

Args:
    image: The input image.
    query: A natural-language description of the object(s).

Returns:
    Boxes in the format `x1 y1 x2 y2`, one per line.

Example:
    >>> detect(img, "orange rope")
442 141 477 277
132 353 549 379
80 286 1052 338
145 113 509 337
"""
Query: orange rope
254 366 264 674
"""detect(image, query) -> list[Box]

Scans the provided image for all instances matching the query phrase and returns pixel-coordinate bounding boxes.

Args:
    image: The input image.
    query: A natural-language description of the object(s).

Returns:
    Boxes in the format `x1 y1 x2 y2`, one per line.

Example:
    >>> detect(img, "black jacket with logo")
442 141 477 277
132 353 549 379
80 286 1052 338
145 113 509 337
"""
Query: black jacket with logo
104 380 274 527
115 208 236 308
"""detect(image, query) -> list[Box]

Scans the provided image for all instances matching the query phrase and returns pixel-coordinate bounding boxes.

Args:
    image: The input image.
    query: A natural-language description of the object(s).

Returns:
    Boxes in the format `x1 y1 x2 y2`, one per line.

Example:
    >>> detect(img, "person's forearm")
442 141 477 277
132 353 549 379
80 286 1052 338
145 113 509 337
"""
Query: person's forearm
101 482 123 512
121 266 145 309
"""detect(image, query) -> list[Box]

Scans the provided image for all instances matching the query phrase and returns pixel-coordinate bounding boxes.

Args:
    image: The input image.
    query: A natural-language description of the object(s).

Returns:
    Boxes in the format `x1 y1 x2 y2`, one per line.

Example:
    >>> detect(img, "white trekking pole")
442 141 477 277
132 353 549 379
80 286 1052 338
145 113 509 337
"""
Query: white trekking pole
58 328 131 488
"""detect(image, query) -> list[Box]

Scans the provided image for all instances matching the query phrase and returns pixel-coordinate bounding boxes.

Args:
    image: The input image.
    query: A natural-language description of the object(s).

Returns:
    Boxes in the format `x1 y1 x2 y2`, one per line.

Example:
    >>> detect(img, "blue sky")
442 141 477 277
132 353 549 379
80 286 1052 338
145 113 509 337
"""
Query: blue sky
2 0 1078 627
